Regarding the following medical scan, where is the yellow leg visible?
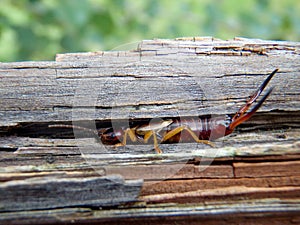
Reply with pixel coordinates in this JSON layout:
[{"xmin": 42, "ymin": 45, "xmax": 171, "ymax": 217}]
[
  {"xmin": 115, "ymin": 128, "xmax": 162, "ymax": 153},
  {"xmin": 162, "ymin": 126, "xmax": 215, "ymax": 147},
  {"xmin": 114, "ymin": 127, "xmax": 137, "ymax": 148},
  {"xmin": 150, "ymin": 130, "xmax": 162, "ymax": 154},
  {"xmin": 139, "ymin": 130, "xmax": 162, "ymax": 154},
  {"xmin": 143, "ymin": 130, "xmax": 153, "ymax": 143}
]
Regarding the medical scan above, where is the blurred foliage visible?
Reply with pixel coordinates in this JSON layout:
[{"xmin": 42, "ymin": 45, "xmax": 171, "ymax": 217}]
[{"xmin": 0, "ymin": 0, "xmax": 299, "ymax": 61}]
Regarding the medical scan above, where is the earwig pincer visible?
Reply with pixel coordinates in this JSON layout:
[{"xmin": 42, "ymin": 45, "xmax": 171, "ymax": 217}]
[{"xmin": 50, "ymin": 69, "xmax": 278, "ymax": 154}]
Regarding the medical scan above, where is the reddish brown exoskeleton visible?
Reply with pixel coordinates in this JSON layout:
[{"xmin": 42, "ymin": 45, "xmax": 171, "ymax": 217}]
[{"xmin": 50, "ymin": 69, "xmax": 278, "ymax": 153}]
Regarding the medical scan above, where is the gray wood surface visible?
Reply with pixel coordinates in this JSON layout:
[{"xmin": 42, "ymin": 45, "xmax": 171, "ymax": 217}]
[
  {"xmin": 1, "ymin": 199, "xmax": 300, "ymax": 225},
  {"xmin": 0, "ymin": 37, "xmax": 300, "ymax": 224},
  {"xmin": 0, "ymin": 175, "xmax": 142, "ymax": 211},
  {"xmin": 1, "ymin": 37, "xmax": 299, "ymax": 127}
]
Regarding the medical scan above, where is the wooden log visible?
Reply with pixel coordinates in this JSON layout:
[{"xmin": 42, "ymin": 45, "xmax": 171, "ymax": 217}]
[
  {"xmin": 1, "ymin": 38, "xmax": 299, "ymax": 126},
  {"xmin": 0, "ymin": 175, "xmax": 142, "ymax": 212},
  {"xmin": 1, "ymin": 200, "xmax": 300, "ymax": 225},
  {"xmin": 0, "ymin": 37, "xmax": 300, "ymax": 224}
]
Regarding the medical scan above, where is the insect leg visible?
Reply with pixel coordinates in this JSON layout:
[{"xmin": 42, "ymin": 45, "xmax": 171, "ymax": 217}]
[
  {"xmin": 152, "ymin": 131, "xmax": 162, "ymax": 154},
  {"xmin": 143, "ymin": 131, "xmax": 153, "ymax": 143},
  {"xmin": 140, "ymin": 130, "xmax": 162, "ymax": 154},
  {"xmin": 114, "ymin": 127, "xmax": 137, "ymax": 147},
  {"xmin": 162, "ymin": 126, "xmax": 215, "ymax": 147}
]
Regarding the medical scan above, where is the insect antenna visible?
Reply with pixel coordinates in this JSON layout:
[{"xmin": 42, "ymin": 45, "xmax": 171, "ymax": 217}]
[{"xmin": 48, "ymin": 124, "xmax": 99, "ymax": 136}]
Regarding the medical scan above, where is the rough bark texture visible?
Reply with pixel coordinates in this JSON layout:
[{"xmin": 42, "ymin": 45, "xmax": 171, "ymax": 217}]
[{"xmin": 0, "ymin": 37, "xmax": 300, "ymax": 224}]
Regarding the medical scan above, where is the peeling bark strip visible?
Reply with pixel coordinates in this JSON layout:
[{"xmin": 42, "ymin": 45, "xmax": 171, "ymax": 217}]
[{"xmin": 0, "ymin": 37, "xmax": 300, "ymax": 224}]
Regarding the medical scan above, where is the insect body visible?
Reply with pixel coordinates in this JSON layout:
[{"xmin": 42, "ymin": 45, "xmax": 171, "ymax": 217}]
[{"xmin": 50, "ymin": 69, "xmax": 278, "ymax": 153}]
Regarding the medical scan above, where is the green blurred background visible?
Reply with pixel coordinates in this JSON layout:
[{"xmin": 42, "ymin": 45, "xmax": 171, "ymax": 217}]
[{"xmin": 0, "ymin": 0, "xmax": 299, "ymax": 62}]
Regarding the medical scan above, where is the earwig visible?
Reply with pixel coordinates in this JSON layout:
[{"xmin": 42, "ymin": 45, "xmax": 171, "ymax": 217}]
[{"xmin": 49, "ymin": 69, "xmax": 278, "ymax": 153}]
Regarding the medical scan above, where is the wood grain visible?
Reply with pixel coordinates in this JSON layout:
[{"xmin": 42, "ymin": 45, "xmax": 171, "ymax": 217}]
[
  {"xmin": 0, "ymin": 175, "xmax": 142, "ymax": 212},
  {"xmin": 0, "ymin": 37, "xmax": 299, "ymax": 224}
]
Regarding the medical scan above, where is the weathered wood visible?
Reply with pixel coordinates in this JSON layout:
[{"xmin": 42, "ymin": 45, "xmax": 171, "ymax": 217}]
[
  {"xmin": 0, "ymin": 38, "xmax": 299, "ymax": 126},
  {"xmin": 0, "ymin": 37, "xmax": 300, "ymax": 224},
  {"xmin": 0, "ymin": 175, "xmax": 142, "ymax": 212},
  {"xmin": 1, "ymin": 200, "xmax": 300, "ymax": 225}
]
